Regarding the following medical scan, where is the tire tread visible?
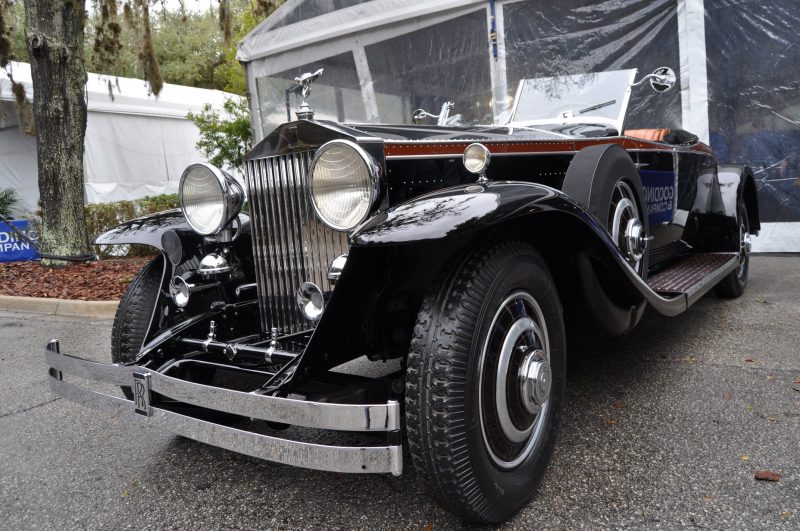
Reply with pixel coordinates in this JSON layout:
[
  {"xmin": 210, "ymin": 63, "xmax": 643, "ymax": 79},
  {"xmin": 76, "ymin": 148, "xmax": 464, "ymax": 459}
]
[
  {"xmin": 111, "ymin": 256, "xmax": 163, "ymax": 365},
  {"xmin": 405, "ymin": 240, "xmax": 550, "ymax": 522}
]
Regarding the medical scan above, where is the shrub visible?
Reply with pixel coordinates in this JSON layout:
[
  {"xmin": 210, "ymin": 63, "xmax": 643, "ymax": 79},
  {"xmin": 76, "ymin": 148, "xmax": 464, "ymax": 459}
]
[
  {"xmin": 0, "ymin": 188, "xmax": 19, "ymax": 219},
  {"xmin": 187, "ymin": 97, "xmax": 252, "ymax": 173}
]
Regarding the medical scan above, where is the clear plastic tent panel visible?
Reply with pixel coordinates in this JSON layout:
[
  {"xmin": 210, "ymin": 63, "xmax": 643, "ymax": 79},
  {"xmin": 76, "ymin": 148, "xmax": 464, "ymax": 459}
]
[
  {"xmin": 254, "ymin": 7, "xmax": 491, "ymax": 136},
  {"xmin": 251, "ymin": 1, "xmax": 680, "ymax": 133},
  {"xmin": 502, "ymin": 0, "xmax": 682, "ymax": 132},
  {"xmin": 363, "ymin": 9, "xmax": 492, "ymax": 127},
  {"xmin": 705, "ymin": 0, "xmax": 800, "ymax": 223},
  {"xmin": 256, "ymin": 53, "xmax": 369, "ymax": 130},
  {"xmin": 245, "ymin": 0, "xmax": 800, "ymax": 227}
]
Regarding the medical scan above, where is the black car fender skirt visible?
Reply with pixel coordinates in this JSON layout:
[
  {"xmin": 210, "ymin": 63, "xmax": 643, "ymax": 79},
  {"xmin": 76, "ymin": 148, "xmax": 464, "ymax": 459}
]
[{"xmin": 576, "ymin": 252, "xmax": 647, "ymax": 337}]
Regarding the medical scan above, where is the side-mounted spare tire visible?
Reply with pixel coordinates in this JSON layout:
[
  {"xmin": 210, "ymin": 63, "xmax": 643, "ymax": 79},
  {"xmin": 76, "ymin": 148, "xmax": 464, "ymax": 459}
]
[
  {"xmin": 562, "ymin": 143, "xmax": 650, "ymax": 277},
  {"xmin": 560, "ymin": 144, "xmax": 651, "ymax": 337}
]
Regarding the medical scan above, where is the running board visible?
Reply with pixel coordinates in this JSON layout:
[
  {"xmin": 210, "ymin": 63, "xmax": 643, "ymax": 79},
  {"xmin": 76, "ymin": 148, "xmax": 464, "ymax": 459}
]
[
  {"xmin": 645, "ymin": 252, "xmax": 739, "ymax": 313},
  {"xmin": 612, "ymin": 251, "xmax": 739, "ymax": 318}
]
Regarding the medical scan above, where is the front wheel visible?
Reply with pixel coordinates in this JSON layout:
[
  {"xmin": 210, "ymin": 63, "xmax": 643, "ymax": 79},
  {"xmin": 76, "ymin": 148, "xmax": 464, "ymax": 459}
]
[
  {"xmin": 405, "ymin": 241, "xmax": 566, "ymax": 523},
  {"xmin": 111, "ymin": 256, "xmax": 165, "ymax": 398}
]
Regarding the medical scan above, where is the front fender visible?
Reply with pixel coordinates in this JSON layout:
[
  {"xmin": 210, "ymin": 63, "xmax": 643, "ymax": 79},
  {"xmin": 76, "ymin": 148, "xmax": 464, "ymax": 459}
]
[
  {"xmin": 284, "ymin": 181, "xmax": 705, "ymax": 389},
  {"xmin": 350, "ymin": 180, "xmax": 697, "ymax": 319},
  {"xmin": 92, "ymin": 210, "xmax": 255, "ymax": 356},
  {"xmin": 92, "ymin": 209, "xmax": 251, "ymax": 260},
  {"xmin": 349, "ymin": 182, "xmax": 660, "ymax": 308},
  {"xmin": 352, "ymin": 182, "xmax": 561, "ymax": 246},
  {"xmin": 92, "ymin": 209, "xmax": 199, "ymax": 251}
]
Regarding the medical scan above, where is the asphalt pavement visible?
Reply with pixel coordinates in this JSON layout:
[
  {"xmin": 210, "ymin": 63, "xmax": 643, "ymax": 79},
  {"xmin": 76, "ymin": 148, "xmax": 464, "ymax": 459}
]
[{"xmin": 1, "ymin": 256, "xmax": 798, "ymax": 530}]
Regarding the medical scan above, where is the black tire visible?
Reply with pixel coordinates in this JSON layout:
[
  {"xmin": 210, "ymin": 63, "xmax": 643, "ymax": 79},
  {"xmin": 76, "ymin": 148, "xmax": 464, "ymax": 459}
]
[
  {"xmin": 405, "ymin": 241, "xmax": 566, "ymax": 523},
  {"xmin": 715, "ymin": 202, "xmax": 750, "ymax": 298},
  {"xmin": 562, "ymin": 144, "xmax": 650, "ymax": 277},
  {"xmin": 111, "ymin": 256, "xmax": 164, "ymax": 398}
]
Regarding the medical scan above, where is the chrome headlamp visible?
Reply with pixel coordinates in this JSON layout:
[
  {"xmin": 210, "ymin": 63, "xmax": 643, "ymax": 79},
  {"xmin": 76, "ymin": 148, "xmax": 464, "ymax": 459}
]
[
  {"xmin": 309, "ymin": 140, "xmax": 380, "ymax": 231},
  {"xmin": 179, "ymin": 163, "xmax": 245, "ymax": 236}
]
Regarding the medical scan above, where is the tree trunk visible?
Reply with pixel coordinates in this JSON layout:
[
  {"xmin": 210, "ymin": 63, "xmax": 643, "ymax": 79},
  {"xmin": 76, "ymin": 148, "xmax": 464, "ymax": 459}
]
[{"xmin": 23, "ymin": 0, "xmax": 90, "ymax": 265}]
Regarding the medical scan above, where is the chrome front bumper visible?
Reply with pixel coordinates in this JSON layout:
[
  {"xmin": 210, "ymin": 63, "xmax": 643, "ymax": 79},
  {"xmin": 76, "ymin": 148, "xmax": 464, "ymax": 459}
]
[{"xmin": 44, "ymin": 340, "xmax": 402, "ymax": 475}]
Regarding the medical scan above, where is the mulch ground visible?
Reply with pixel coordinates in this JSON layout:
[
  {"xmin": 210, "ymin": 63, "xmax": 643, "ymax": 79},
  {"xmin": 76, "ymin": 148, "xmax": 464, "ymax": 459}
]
[{"xmin": 0, "ymin": 258, "xmax": 152, "ymax": 301}]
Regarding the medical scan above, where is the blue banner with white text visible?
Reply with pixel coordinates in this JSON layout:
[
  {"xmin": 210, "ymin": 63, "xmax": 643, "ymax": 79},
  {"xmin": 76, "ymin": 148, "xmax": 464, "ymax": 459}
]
[{"xmin": 0, "ymin": 220, "xmax": 40, "ymax": 262}]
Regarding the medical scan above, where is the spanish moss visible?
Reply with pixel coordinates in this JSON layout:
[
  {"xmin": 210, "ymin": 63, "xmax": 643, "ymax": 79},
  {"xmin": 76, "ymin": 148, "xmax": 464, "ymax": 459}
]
[
  {"xmin": 10, "ymin": 72, "xmax": 34, "ymax": 134},
  {"xmin": 92, "ymin": 0, "xmax": 123, "ymax": 71},
  {"xmin": 219, "ymin": 0, "xmax": 231, "ymax": 44},
  {"xmin": 135, "ymin": 0, "xmax": 162, "ymax": 95}
]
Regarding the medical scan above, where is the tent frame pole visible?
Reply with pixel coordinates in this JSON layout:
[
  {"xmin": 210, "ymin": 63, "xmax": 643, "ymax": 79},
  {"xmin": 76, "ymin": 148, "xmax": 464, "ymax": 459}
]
[{"xmin": 677, "ymin": 0, "xmax": 710, "ymax": 144}]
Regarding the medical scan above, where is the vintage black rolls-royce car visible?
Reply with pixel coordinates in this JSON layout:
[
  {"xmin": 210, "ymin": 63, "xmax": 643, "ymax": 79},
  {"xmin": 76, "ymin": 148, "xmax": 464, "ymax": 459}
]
[{"xmin": 45, "ymin": 68, "xmax": 759, "ymax": 523}]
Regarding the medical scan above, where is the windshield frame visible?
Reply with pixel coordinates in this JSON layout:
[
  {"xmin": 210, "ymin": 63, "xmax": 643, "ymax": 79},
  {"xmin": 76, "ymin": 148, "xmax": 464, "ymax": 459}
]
[{"xmin": 507, "ymin": 69, "xmax": 639, "ymax": 133}]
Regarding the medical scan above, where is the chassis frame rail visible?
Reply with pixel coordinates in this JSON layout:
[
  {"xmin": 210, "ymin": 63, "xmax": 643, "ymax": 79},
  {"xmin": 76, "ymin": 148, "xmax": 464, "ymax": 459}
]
[{"xmin": 45, "ymin": 340, "xmax": 402, "ymax": 475}]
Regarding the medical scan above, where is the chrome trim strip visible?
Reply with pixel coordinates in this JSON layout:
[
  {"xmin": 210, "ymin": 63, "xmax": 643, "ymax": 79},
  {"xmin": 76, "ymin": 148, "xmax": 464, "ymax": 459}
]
[
  {"xmin": 385, "ymin": 151, "xmax": 578, "ymax": 160},
  {"xmin": 384, "ymin": 148, "xmax": 686, "ymax": 161},
  {"xmin": 45, "ymin": 348, "xmax": 399, "ymax": 432},
  {"xmin": 49, "ymin": 377, "xmax": 401, "ymax": 475}
]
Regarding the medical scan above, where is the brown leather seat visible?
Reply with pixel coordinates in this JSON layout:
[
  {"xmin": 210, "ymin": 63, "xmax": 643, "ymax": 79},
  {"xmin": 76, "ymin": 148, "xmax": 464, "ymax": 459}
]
[{"xmin": 623, "ymin": 128, "xmax": 670, "ymax": 142}]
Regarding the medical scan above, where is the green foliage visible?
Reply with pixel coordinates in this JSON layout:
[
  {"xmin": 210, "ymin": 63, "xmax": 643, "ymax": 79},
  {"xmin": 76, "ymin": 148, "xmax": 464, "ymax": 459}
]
[
  {"xmin": 85, "ymin": 194, "xmax": 179, "ymax": 257},
  {"xmin": 187, "ymin": 97, "xmax": 252, "ymax": 172},
  {"xmin": 5, "ymin": 0, "xmax": 286, "ymax": 96},
  {"xmin": 0, "ymin": 0, "xmax": 26, "ymax": 67},
  {"xmin": 0, "ymin": 187, "xmax": 19, "ymax": 218},
  {"xmin": 1, "ymin": 0, "xmax": 31, "ymax": 129},
  {"xmin": 215, "ymin": 4, "xmax": 260, "ymax": 94},
  {"xmin": 0, "ymin": 0, "xmax": 13, "ymax": 68},
  {"xmin": 85, "ymin": 194, "xmax": 179, "ymax": 238},
  {"xmin": 150, "ymin": 7, "xmax": 224, "ymax": 91},
  {"xmin": 83, "ymin": 0, "xmax": 266, "ymax": 95}
]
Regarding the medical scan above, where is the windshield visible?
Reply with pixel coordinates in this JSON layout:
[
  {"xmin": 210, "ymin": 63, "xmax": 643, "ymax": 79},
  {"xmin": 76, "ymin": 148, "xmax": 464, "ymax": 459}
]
[{"xmin": 508, "ymin": 70, "xmax": 638, "ymax": 132}]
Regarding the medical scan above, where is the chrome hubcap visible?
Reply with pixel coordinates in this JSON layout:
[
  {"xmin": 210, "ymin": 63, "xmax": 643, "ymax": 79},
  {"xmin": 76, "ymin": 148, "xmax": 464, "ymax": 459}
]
[
  {"xmin": 738, "ymin": 220, "xmax": 751, "ymax": 278},
  {"xmin": 518, "ymin": 348, "xmax": 551, "ymax": 414},
  {"xmin": 741, "ymin": 222, "xmax": 752, "ymax": 258},
  {"xmin": 609, "ymin": 180, "xmax": 647, "ymax": 271},
  {"xmin": 624, "ymin": 218, "xmax": 647, "ymax": 263},
  {"xmin": 479, "ymin": 291, "xmax": 550, "ymax": 469}
]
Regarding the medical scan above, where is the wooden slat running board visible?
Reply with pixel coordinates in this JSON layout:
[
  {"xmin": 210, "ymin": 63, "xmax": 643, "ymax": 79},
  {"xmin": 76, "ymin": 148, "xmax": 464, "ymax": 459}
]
[{"xmin": 647, "ymin": 252, "xmax": 739, "ymax": 306}]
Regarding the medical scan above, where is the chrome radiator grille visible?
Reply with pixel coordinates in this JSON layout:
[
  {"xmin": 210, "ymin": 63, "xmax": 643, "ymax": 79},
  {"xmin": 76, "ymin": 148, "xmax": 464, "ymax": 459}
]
[{"xmin": 245, "ymin": 152, "xmax": 349, "ymax": 334}]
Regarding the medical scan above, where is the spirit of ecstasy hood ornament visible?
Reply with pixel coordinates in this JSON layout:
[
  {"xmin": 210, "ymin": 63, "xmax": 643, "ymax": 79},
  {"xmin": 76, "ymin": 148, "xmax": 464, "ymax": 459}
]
[{"xmin": 295, "ymin": 68, "xmax": 324, "ymax": 120}]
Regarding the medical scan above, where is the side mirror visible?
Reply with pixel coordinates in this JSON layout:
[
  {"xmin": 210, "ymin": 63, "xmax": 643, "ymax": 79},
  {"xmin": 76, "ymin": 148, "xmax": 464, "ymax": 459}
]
[
  {"xmin": 649, "ymin": 67, "xmax": 676, "ymax": 92},
  {"xmin": 631, "ymin": 67, "xmax": 677, "ymax": 93},
  {"xmin": 411, "ymin": 102, "xmax": 455, "ymax": 126}
]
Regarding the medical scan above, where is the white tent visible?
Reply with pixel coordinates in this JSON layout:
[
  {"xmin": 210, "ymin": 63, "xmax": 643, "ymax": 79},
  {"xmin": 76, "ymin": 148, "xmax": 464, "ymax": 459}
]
[
  {"xmin": 237, "ymin": 0, "xmax": 800, "ymax": 252},
  {"xmin": 0, "ymin": 61, "xmax": 242, "ymax": 217}
]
